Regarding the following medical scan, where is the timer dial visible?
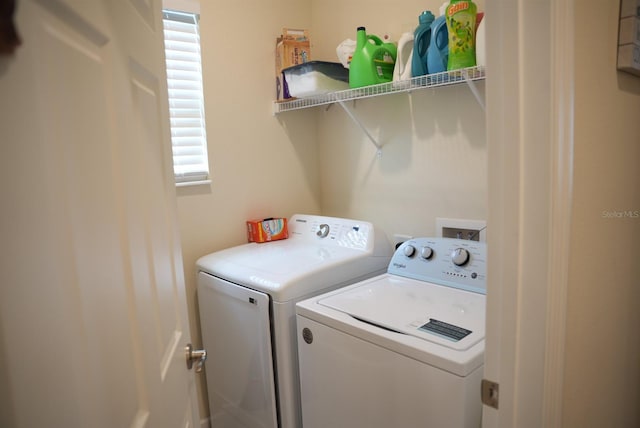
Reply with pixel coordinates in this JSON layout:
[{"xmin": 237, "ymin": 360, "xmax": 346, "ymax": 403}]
[
  {"xmin": 317, "ymin": 224, "xmax": 330, "ymax": 238},
  {"xmin": 451, "ymin": 248, "xmax": 470, "ymax": 266}
]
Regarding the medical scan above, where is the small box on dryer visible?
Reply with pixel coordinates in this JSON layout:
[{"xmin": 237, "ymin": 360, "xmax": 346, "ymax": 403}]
[{"xmin": 247, "ymin": 218, "xmax": 289, "ymax": 243}]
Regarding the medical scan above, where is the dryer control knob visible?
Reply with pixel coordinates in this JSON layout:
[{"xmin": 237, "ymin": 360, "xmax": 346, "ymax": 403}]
[
  {"xmin": 451, "ymin": 248, "xmax": 470, "ymax": 266},
  {"xmin": 420, "ymin": 246, "xmax": 434, "ymax": 260},
  {"xmin": 316, "ymin": 224, "xmax": 330, "ymax": 238},
  {"xmin": 403, "ymin": 245, "xmax": 416, "ymax": 257}
]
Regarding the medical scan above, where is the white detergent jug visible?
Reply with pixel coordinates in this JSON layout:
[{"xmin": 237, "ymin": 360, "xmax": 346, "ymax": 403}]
[{"xmin": 393, "ymin": 32, "xmax": 414, "ymax": 81}]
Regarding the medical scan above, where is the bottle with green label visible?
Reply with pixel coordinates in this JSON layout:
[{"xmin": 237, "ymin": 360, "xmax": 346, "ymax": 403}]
[
  {"xmin": 445, "ymin": 0, "xmax": 477, "ymax": 70},
  {"xmin": 349, "ymin": 27, "xmax": 397, "ymax": 88}
]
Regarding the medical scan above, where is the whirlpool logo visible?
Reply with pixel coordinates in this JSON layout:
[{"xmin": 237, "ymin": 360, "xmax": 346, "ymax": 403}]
[{"xmin": 392, "ymin": 262, "xmax": 406, "ymax": 269}]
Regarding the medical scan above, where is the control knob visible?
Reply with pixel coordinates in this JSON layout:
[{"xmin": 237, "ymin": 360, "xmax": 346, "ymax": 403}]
[
  {"xmin": 316, "ymin": 224, "xmax": 330, "ymax": 238},
  {"xmin": 419, "ymin": 246, "xmax": 433, "ymax": 260},
  {"xmin": 451, "ymin": 248, "xmax": 470, "ymax": 266},
  {"xmin": 403, "ymin": 245, "xmax": 416, "ymax": 257}
]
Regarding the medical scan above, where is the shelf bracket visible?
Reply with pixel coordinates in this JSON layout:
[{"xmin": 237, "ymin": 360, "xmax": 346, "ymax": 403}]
[
  {"xmin": 337, "ymin": 100, "xmax": 383, "ymax": 157},
  {"xmin": 461, "ymin": 69, "xmax": 485, "ymax": 110}
]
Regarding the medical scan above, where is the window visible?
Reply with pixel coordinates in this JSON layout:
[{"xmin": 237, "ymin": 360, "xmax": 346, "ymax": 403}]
[{"xmin": 162, "ymin": 8, "xmax": 209, "ymax": 185}]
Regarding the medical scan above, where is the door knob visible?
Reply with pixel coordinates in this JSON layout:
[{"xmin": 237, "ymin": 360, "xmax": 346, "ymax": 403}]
[{"xmin": 185, "ymin": 344, "xmax": 207, "ymax": 373}]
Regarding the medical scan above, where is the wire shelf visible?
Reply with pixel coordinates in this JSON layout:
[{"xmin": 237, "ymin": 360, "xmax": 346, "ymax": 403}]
[{"xmin": 273, "ymin": 66, "xmax": 485, "ymax": 114}]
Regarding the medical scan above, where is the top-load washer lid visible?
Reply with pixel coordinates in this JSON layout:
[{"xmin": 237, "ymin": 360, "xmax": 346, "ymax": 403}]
[
  {"xmin": 196, "ymin": 214, "xmax": 392, "ymax": 302},
  {"xmin": 319, "ymin": 237, "xmax": 487, "ymax": 352},
  {"xmin": 296, "ymin": 237, "xmax": 488, "ymax": 376},
  {"xmin": 318, "ymin": 274, "xmax": 486, "ymax": 352}
]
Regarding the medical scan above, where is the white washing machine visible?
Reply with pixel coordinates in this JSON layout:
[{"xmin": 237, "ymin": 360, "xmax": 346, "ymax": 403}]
[
  {"xmin": 196, "ymin": 214, "xmax": 392, "ymax": 428},
  {"xmin": 296, "ymin": 237, "xmax": 487, "ymax": 428}
]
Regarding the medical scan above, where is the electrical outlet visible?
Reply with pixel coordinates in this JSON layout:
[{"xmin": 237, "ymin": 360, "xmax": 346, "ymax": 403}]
[
  {"xmin": 442, "ymin": 227, "xmax": 482, "ymax": 241},
  {"xmin": 435, "ymin": 218, "xmax": 486, "ymax": 242},
  {"xmin": 393, "ymin": 234, "xmax": 413, "ymax": 249}
]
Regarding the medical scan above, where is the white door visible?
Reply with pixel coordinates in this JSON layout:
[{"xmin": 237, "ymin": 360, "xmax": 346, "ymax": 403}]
[
  {"xmin": 483, "ymin": 0, "xmax": 572, "ymax": 427},
  {"xmin": 0, "ymin": 1, "xmax": 200, "ymax": 427}
]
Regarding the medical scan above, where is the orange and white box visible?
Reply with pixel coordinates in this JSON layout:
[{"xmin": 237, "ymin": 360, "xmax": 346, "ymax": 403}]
[{"xmin": 246, "ymin": 218, "xmax": 289, "ymax": 243}]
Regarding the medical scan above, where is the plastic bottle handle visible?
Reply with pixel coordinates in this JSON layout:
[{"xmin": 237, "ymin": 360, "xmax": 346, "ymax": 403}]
[
  {"xmin": 366, "ymin": 35, "xmax": 384, "ymax": 45},
  {"xmin": 415, "ymin": 32, "xmax": 429, "ymax": 57},
  {"xmin": 435, "ymin": 23, "xmax": 447, "ymax": 49}
]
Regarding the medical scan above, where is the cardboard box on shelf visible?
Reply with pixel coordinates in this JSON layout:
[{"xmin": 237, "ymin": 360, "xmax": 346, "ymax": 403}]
[{"xmin": 275, "ymin": 28, "xmax": 311, "ymax": 100}]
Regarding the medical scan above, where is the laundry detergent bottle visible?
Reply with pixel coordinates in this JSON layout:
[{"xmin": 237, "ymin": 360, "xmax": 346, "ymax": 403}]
[
  {"xmin": 349, "ymin": 27, "xmax": 397, "ymax": 88},
  {"xmin": 393, "ymin": 32, "xmax": 414, "ymax": 81},
  {"xmin": 427, "ymin": 13, "xmax": 448, "ymax": 74},
  {"xmin": 411, "ymin": 11, "xmax": 435, "ymax": 77},
  {"xmin": 445, "ymin": 0, "xmax": 478, "ymax": 70}
]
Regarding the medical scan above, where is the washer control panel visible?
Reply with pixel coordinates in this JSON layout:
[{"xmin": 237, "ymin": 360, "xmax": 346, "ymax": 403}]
[{"xmin": 388, "ymin": 237, "xmax": 487, "ymax": 294}]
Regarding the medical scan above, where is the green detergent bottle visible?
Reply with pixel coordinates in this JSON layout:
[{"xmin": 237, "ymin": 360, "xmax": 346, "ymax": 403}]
[
  {"xmin": 349, "ymin": 27, "xmax": 397, "ymax": 88},
  {"xmin": 445, "ymin": 0, "xmax": 477, "ymax": 70}
]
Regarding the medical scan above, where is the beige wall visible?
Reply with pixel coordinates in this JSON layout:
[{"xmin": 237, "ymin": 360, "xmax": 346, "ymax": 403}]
[
  {"xmin": 310, "ymin": 0, "xmax": 488, "ymax": 241},
  {"xmin": 562, "ymin": 1, "xmax": 640, "ymax": 427},
  {"xmin": 177, "ymin": 0, "xmax": 488, "ymax": 421},
  {"xmin": 314, "ymin": 82, "xmax": 487, "ymax": 239}
]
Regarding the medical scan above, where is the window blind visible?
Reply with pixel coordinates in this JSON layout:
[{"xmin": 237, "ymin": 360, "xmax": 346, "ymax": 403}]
[{"xmin": 162, "ymin": 10, "xmax": 209, "ymax": 184}]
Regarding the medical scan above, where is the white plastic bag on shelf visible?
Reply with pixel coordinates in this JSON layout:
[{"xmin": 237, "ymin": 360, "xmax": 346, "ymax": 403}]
[{"xmin": 336, "ymin": 38, "xmax": 356, "ymax": 69}]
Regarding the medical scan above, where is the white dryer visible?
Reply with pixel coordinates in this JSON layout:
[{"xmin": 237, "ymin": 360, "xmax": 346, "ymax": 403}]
[
  {"xmin": 296, "ymin": 237, "xmax": 487, "ymax": 428},
  {"xmin": 196, "ymin": 214, "xmax": 392, "ymax": 428}
]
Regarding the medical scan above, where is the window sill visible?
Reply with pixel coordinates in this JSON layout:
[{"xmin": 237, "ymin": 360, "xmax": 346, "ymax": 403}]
[{"xmin": 176, "ymin": 179, "xmax": 211, "ymax": 188}]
